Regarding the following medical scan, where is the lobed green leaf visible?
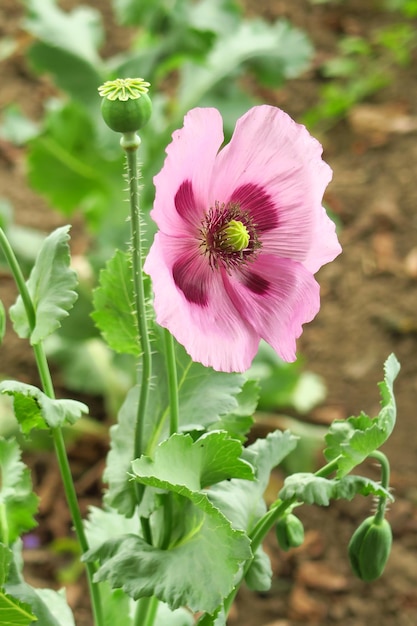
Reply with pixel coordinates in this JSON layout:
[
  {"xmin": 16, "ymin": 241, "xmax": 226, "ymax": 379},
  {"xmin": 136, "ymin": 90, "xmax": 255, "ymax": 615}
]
[
  {"xmin": 279, "ymin": 472, "xmax": 393, "ymax": 506},
  {"xmin": 244, "ymin": 546, "xmax": 272, "ymax": 592},
  {"xmin": 324, "ymin": 354, "xmax": 400, "ymax": 477},
  {"xmin": 86, "ymin": 495, "xmax": 251, "ymax": 613},
  {"xmin": 91, "ymin": 249, "xmax": 140, "ymax": 356},
  {"xmin": 0, "ymin": 590, "xmax": 37, "ymax": 626},
  {"xmin": 0, "ymin": 381, "xmax": 88, "ymax": 433},
  {"xmin": 3, "ymin": 542, "xmax": 74, "ymax": 626},
  {"xmin": 177, "ymin": 18, "xmax": 312, "ymax": 112},
  {"xmin": 104, "ymin": 338, "xmax": 257, "ymax": 516},
  {"xmin": 9, "ymin": 226, "xmax": 78, "ymax": 345},
  {"xmin": 26, "ymin": 101, "xmax": 125, "ymax": 225},
  {"xmin": 91, "ymin": 432, "xmax": 256, "ymax": 612},
  {"xmin": 131, "ymin": 431, "xmax": 255, "ymax": 491},
  {"xmin": 23, "ymin": 0, "xmax": 103, "ymax": 107},
  {"xmin": 0, "ymin": 439, "xmax": 39, "ymax": 544}
]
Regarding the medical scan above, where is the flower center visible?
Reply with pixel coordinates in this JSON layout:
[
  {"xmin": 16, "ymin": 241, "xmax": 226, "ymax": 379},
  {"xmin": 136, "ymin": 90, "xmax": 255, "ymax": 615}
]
[
  {"xmin": 220, "ymin": 220, "xmax": 250, "ymax": 252},
  {"xmin": 199, "ymin": 201, "xmax": 260, "ymax": 271}
]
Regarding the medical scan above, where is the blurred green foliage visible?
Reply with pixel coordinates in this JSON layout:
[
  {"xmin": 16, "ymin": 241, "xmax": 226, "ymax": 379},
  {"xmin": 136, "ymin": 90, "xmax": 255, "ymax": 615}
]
[{"xmin": 305, "ymin": 2, "xmax": 417, "ymax": 127}]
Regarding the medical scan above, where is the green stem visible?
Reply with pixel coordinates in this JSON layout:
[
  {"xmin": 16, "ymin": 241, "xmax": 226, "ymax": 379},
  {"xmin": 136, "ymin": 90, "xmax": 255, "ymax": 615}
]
[
  {"xmin": 0, "ymin": 227, "xmax": 36, "ymax": 330},
  {"xmin": 143, "ymin": 596, "xmax": 160, "ymax": 626},
  {"xmin": 0, "ymin": 227, "xmax": 103, "ymax": 626},
  {"xmin": 51, "ymin": 428, "xmax": 103, "ymax": 626},
  {"xmin": 121, "ymin": 135, "xmax": 152, "ymax": 463},
  {"xmin": 164, "ymin": 329, "xmax": 179, "ymax": 436},
  {"xmin": 0, "ymin": 503, "xmax": 9, "ymax": 545},
  {"xmin": 369, "ymin": 450, "xmax": 391, "ymax": 523},
  {"xmin": 134, "ymin": 598, "xmax": 151, "ymax": 626},
  {"xmin": 223, "ymin": 455, "xmax": 342, "ymax": 618},
  {"xmin": 133, "ymin": 596, "xmax": 159, "ymax": 626},
  {"xmin": 251, "ymin": 456, "xmax": 340, "ymax": 554}
]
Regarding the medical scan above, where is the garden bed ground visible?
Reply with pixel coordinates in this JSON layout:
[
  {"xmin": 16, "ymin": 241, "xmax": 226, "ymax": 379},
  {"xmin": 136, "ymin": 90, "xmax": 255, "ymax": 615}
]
[{"xmin": 1, "ymin": 0, "xmax": 417, "ymax": 625}]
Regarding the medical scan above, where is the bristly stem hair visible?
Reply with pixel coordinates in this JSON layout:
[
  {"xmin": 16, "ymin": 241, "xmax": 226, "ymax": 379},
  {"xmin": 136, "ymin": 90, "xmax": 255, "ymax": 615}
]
[{"xmin": 121, "ymin": 133, "xmax": 153, "ymax": 467}]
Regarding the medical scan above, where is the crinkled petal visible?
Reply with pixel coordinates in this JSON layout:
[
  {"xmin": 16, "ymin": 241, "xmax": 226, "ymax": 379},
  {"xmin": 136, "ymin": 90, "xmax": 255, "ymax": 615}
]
[
  {"xmin": 212, "ymin": 105, "xmax": 333, "ymax": 264},
  {"xmin": 302, "ymin": 205, "xmax": 342, "ymax": 273},
  {"xmin": 144, "ymin": 233, "xmax": 260, "ymax": 372},
  {"xmin": 151, "ymin": 108, "xmax": 224, "ymax": 234},
  {"xmin": 223, "ymin": 254, "xmax": 320, "ymax": 362}
]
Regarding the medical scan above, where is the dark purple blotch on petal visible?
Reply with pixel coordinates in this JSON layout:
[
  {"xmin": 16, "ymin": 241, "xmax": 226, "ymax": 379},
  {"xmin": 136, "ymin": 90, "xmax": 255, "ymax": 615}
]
[
  {"xmin": 242, "ymin": 271, "xmax": 270, "ymax": 295},
  {"xmin": 172, "ymin": 259, "xmax": 208, "ymax": 306},
  {"xmin": 229, "ymin": 183, "xmax": 278, "ymax": 232},
  {"xmin": 175, "ymin": 180, "xmax": 196, "ymax": 223}
]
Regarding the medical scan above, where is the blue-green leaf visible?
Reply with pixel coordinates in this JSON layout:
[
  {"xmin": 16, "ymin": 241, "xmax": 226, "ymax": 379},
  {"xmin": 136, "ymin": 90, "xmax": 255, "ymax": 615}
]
[
  {"xmin": 91, "ymin": 249, "xmax": 140, "ymax": 356},
  {"xmin": 131, "ymin": 431, "xmax": 255, "ymax": 491},
  {"xmin": 91, "ymin": 433, "xmax": 254, "ymax": 612},
  {"xmin": 4, "ymin": 542, "xmax": 74, "ymax": 626},
  {"xmin": 0, "ymin": 590, "xmax": 37, "ymax": 626},
  {"xmin": 23, "ymin": 0, "xmax": 103, "ymax": 107},
  {"xmin": 177, "ymin": 19, "xmax": 312, "ymax": 112},
  {"xmin": 27, "ymin": 101, "xmax": 124, "ymax": 223},
  {"xmin": 279, "ymin": 473, "xmax": 393, "ymax": 506},
  {"xmin": 9, "ymin": 226, "xmax": 78, "ymax": 344},
  {"xmin": 85, "ymin": 496, "xmax": 250, "ymax": 613},
  {"xmin": 104, "ymin": 339, "xmax": 256, "ymax": 516},
  {"xmin": 0, "ymin": 439, "xmax": 39, "ymax": 544},
  {"xmin": 208, "ymin": 430, "xmax": 298, "ymax": 532},
  {"xmin": 84, "ymin": 506, "xmax": 138, "ymax": 552},
  {"xmin": 0, "ymin": 543, "xmax": 12, "ymax": 586},
  {"xmin": 324, "ymin": 354, "xmax": 400, "ymax": 477},
  {"xmin": 211, "ymin": 379, "xmax": 258, "ymax": 442},
  {"xmin": 244, "ymin": 546, "xmax": 272, "ymax": 592},
  {"xmin": 33, "ymin": 589, "xmax": 75, "ymax": 626},
  {"xmin": 0, "ymin": 381, "xmax": 88, "ymax": 432}
]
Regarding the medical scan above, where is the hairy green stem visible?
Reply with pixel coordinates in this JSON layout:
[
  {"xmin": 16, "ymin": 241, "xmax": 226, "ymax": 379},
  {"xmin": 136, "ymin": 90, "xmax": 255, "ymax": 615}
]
[
  {"xmin": 122, "ymin": 132, "xmax": 156, "ymax": 626},
  {"xmin": 0, "ymin": 227, "xmax": 103, "ymax": 626},
  {"xmin": 164, "ymin": 329, "xmax": 179, "ymax": 436},
  {"xmin": 122, "ymin": 136, "xmax": 152, "ymax": 463}
]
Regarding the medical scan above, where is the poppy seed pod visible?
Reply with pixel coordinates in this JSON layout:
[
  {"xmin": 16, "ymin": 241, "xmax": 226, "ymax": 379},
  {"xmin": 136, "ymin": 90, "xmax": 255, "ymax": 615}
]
[
  {"xmin": 348, "ymin": 515, "xmax": 392, "ymax": 582},
  {"xmin": 98, "ymin": 78, "xmax": 152, "ymax": 133},
  {"xmin": 101, "ymin": 93, "xmax": 152, "ymax": 133}
]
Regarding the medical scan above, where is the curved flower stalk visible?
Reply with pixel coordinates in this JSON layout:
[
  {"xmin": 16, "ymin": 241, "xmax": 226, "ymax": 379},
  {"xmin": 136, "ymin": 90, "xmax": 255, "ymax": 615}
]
[{"xmin": 144, "ymin": 106, "xmax": 342, "ymax": 372}]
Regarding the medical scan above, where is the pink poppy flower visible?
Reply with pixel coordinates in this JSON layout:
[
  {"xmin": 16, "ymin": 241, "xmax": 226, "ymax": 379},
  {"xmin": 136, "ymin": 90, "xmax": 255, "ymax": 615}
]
[{"xmin": 144, "ymin": 106, "xmax": 341, "ymax": 373}]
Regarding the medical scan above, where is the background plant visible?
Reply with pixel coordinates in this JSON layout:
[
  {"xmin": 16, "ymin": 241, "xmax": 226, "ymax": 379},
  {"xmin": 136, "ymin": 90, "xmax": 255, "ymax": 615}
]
[{"xmin": 304, "ymin": 1, "xmax": 417, "ymax": 127}]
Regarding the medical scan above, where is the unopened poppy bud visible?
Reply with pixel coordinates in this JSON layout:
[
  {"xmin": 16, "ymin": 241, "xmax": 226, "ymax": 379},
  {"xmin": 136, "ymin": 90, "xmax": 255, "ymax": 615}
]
[
  {"xmin": 276, "ymin": 513, "xmax": 305, "ymax": 551},
  {"xmin": 98, "ymin": 78, "xmax": 152, "ymax": 133},
  {"xmin": 348, "ymin": 515, "xmax": 392, "ymax": 582}
]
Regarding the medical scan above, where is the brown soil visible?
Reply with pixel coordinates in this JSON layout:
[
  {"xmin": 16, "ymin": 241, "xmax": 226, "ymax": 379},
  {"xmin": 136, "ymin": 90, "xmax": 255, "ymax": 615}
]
[{"xmin": 1, "ymin": 1, "xmax": 417, "ymax": 625}]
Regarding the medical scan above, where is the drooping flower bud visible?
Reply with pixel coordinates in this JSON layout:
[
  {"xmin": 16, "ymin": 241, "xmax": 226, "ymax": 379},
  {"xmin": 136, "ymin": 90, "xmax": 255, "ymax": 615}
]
[
  {"xmin": 275, "ymin": 513, "xmax": 305, "ymax": 551},
  {"xmin": 98, "ymin": 78, "xmax": 152, "ymax": 133},
  {"xmin": 348, "ymin": 515, "xmax": 392, "ymax": 582}
]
